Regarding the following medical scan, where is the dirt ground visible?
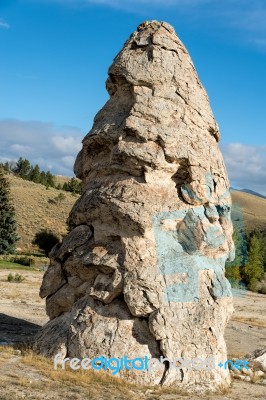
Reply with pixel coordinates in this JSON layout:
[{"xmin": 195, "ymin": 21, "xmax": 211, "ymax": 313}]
[{"xmin": 0, "ymin": 268, "xmax": 265, "ymax": 399}]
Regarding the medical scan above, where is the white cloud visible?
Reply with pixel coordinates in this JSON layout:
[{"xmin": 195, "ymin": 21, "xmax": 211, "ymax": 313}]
[
  {"xmin": 10, "ymin": 144, "xmax": 32, "ymax": 155},
  {"xmin": 0, "ymin": 19, "xmax": 10, "ymax": 29},
  {"xmin": 221, "ymin": 143, "xmax": 266, "ymax": 195},
  {"xmin": 61, "ymin": 155, "xmax": 76, "ymax": 168},
  {"xmin": 51, "ymin": 136, "xmax": 82, "ymax": 154},
  {"xmin": 0, "ymin": 119, "xmax": 83, "ymax": 176}
]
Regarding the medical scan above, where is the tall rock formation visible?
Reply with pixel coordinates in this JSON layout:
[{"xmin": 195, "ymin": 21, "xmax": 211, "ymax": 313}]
[{"xmin": 34, "ymin": 21, "xmax": 235, "ymax": 393}]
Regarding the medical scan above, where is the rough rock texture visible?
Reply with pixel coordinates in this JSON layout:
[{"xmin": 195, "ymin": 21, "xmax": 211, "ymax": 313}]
[
  {"xmin": 34, "ymin": 21, "xmax": 235, "ymax": 393},
  {"xmin": 230, "ymin": 349, "xmax": 266, "ymax": 383}
]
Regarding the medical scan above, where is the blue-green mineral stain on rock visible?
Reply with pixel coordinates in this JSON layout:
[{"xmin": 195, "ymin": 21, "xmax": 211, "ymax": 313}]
[
  {"xmin": 153, "ymin": 172, "xmax": 244, "ymax": 304},
  {"xmin": 153, "ymin": 207, "xmax": 233, "ymax": 303}
]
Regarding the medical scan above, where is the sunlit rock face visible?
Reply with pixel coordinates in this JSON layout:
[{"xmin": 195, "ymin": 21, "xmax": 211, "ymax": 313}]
[{"xmin": 34, "ymin": 21, "xmax": 234, "ymax": 393}]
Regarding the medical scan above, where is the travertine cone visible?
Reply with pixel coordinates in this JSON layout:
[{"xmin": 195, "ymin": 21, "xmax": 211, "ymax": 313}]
[{"xmin": 34, "ymin": 21, "xmax": 234, "ymax": 393}]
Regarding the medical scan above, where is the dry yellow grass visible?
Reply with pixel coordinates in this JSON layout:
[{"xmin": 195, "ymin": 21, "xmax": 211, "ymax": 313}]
[
  {"xmin": 7, "ymin": 174, "xmax": 77, "ymax": 252},
  {"xmin": 231, "ymin": 190, "xmax": 266, "ymax": 231},
  {"xmin": 0, "ymin": 346, "xmax": 14, "ymax": 364},
  {"xmin": 54, "ymin": 174, "xmax": 73, "ymax": 186},
  {"xmin": 0, "ymin": 344, "xmax": 266, "ymax": 398},
  {"xmin": 22, "ymin": 351, "xmax": 134, "ymax": 392},
  {"xmin": 0, "ymin": 346, "xmax": 192, "ymax": 399},
  {"xmin": 230, "ymin": 316, "xmax": 266, "ymax": 328}
]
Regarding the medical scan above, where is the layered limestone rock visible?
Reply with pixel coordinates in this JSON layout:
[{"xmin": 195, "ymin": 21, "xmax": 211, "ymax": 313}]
[{"xmin": 34, "ymin": 21, "xmax": 235, "ymax": 393}]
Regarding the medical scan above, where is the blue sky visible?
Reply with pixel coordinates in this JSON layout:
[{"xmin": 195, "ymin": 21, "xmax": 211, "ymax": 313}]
[{"xmin": 0, "ymin": 0, "xmax": 265, "ymax": 193}]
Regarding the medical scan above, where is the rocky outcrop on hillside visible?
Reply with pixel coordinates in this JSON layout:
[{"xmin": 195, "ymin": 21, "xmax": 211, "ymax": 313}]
[{"xmin": 34, "ymin": 21, "xmax": 234, "ymax": 393}]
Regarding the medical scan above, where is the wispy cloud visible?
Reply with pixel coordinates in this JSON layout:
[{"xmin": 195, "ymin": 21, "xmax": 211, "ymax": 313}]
[
  {"xmin": 221, "ymin": 143, "xmax": 266, "ymax": 195},
  {"xmin": 0, "ymin": 18, "xmax": 10, "ymax": 29},
  {"xmin": 51, "ymin": 136, "xmax": 82, "ymax": 154},
  {"xmin": 37, "ymin": 0, "xmax": 266, "ymax": 49},
  {"xmin": 220, "ymin": 2, "xmax": 266, "ymax": 49},
  {"xmin": 0, "ymin": 119, "xmax": 83, "ymax": 176}
]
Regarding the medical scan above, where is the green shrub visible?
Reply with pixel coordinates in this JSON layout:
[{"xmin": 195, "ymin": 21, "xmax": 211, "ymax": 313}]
[
  {"xmin": 56, "ymin": 193, "xmax": 66, "ymax": 203},
  {"xmin": 258, "ymin": 284, "xmax": 266, "ymax": 295},
  {"xmin": 32, "ymin": 229, "xmax": 60, "ymax": 256},
  {"xmin": 9, "ymin": 256, "xmax": 35, "ymax": 266},
  {"xmin": 7, "ymin": 273, "xmax": 25, "ymax": 282},
  {"xmin": 7, "ymin": 272, "xmax": 14, "ymax": 282}
]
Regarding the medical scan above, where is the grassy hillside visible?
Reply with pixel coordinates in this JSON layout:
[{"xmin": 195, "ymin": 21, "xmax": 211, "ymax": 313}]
[
  {"xmin": 6, "ymin": 173, "xmax": 266, "ymax": 252},
  {"xmin": 54, "ymin": 174, "xmax": 75, "ymax": 186},
  {"xmin": 7, "ymin": 174, "xmax": 77, "ymax": 252},
  {"xmin": 231, "ymin": 190, "xmax": 266, "ymax": 231}
]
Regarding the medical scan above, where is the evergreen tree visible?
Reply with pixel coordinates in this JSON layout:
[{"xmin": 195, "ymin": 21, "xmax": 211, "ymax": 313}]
[
  {"xmin": 62, "ymin": 178, "xmax": 81, "ymax": 194},
  {"xmin": 262, "ymin": 235, "xmax": 266, "ymax": 272},
  {"xmin": 39, "ymin": 171, "xmax": 47, "ymax": 186},
  {"xmin": 0, "ymin": 168, "xmax": 19, "ymax": 254},
  {"xmin": 14, "ymin": 157, "xmax": 24, "ymax": 175},
  {"xmin": 4, "ymin": 162, "xmax": 10, "ymax": 172},
  {"xmin": 0, "ymin": 162, "xmax": 12, "ymax": 172},
  {"xmin": 243, "ymin": 234, "xmax": 264, "ymax": 290},
  {"xmin": 8, "ymin": 156, "xmax": 58, "ymax": 189},
  {"xmin": 45, "ymin": 171, "xmax": 55, "ymax": 188},
  {"xmin": 253, "ymin": 230, "xmax": 266, "ymax": 272},
  {"xmin": 29, "ymin": 164, "xmax": 41, "ymax": 183},
  {"xmin": 14, "ymin": 157, "xmax": 31, "ymax": 179}
]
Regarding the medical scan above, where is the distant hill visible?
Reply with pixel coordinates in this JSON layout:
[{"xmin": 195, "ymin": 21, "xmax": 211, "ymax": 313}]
[
  {"xmin": 6, "ymin": 173, "xmax": 266, "ymax": 252},
  {"xmin": 240, "ymin": 188, "xmax": 266, "ymax": 200},
  {"xmin": 55, "ymin": 174, "xmax": 75, "ymax": 186},
  {"xmin": 231, "ymin": 189, "xmax": 266, "ymax": 231},
  {"xmin": 7, "ymin": 174, "xmax": 77, "ymax": 252}
]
